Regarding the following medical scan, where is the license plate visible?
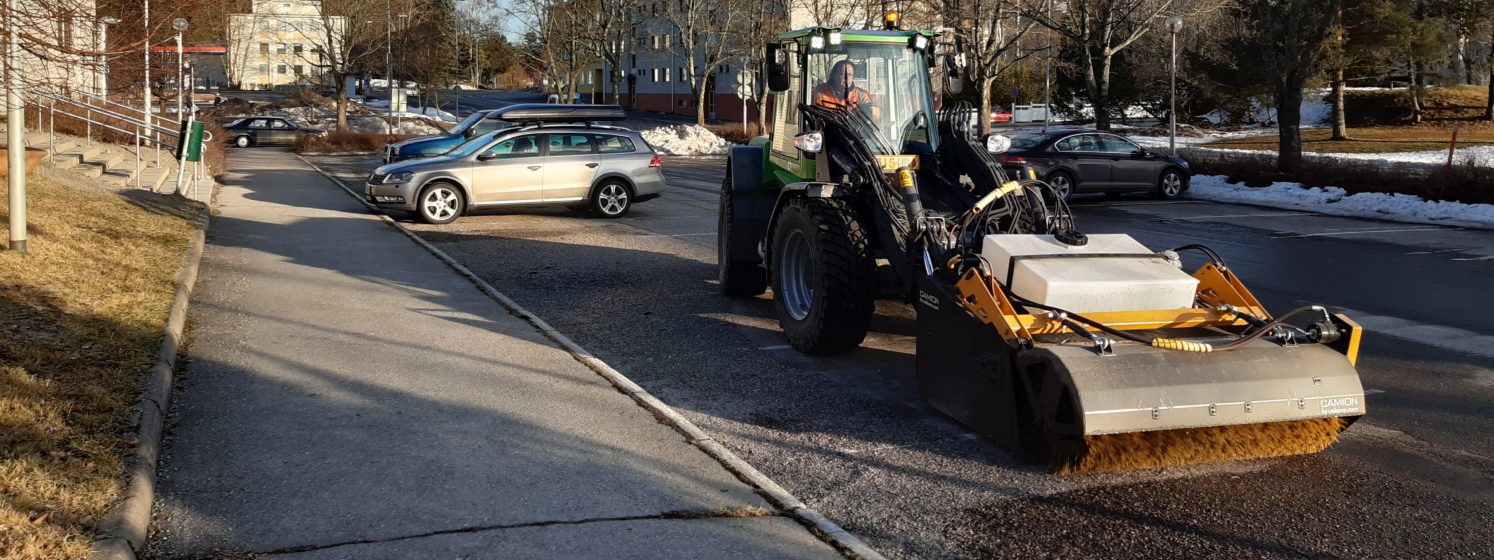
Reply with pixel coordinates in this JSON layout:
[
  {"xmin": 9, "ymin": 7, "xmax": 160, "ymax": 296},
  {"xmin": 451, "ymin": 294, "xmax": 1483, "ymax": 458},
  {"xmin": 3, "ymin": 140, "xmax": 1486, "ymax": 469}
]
[{"xmin": 876, "ymin": 154, "xmax": 919, "ymax": 172}]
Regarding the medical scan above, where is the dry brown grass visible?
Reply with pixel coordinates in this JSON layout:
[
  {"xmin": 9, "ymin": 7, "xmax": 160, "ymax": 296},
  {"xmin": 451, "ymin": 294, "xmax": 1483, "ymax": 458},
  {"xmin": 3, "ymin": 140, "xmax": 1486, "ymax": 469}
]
[
  {"xmin": 0, "ymin": 172, "xmax": 201, "ymax": 559},
  {"xmin": 704, "ymin": 122, "xmax": 764, "ymax": 145},
  {"xmin": 1203, "ymin": 126, "xmax": 1494, "ymax": 154},
  {"xmin": 292, "ymin": 131, "xmax": 415, "ymax": 154},
  {"xmin": 1205, "ymin": 87, "xmax": 1494, "ymax": 154}
]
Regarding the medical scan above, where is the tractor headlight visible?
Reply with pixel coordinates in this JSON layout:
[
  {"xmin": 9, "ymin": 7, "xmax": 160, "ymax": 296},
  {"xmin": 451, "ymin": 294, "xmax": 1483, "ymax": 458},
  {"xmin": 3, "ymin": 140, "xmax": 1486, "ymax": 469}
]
[
  {"xmin": 794, "ymin": 132, "xmax": 823, "ymax": 154},
  {"xmin": 809, "ymin": 35, "xmax": 825, "ymax": 51},
  {"xmin": 383, "ymin": 171, "xmax": 414, "ymax": 184},
  {"xmin": 985, "ymin": 135, "xmax": 1012, "ymax": 153},
  {"xmin": 909, "ymin": 34, "xmax": 930, "ymax": 51},
  {"xmin": 829, "ymin": 31, "xmax": 842, "ymax": 46}
]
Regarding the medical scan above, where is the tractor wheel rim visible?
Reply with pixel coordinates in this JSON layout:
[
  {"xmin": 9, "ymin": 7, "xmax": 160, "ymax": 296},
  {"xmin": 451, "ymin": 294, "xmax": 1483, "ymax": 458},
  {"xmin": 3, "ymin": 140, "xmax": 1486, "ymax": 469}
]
[
  {"xmin": 425, "ymin": 188, "xmax": 457, "ymax": 220},
  {"xmin": 779, "ymin": 229, "xmax": 814, "ymax": 321},
  {"xmin": 1162, "ymin": 174, "xmax": 1182, "ymax": 196},
  {"xmin": 600, "ymin": 184, "xmax": 627, "ymax": 215}
]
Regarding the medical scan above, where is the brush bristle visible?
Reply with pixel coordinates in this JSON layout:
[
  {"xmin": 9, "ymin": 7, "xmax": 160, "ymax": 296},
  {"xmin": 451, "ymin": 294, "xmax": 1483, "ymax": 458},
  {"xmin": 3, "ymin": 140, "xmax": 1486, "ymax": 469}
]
[{"xmin": 1056, "ymin": 417, "xmax": 1349, "ymax": 475}]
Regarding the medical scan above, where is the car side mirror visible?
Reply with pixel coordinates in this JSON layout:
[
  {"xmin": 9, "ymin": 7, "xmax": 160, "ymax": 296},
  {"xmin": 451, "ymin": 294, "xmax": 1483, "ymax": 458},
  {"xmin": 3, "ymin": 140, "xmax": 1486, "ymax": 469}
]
[
  {"xmin": 766, "ymin": 43, "xmax": 789, "ymax": 92},
  {"xmin": 476, "ymin": 152, "xmax": 498, "ymax": 161},
  {"xmin": 944, "ymin": 55, "xmax": 963, "ymax": 95}
]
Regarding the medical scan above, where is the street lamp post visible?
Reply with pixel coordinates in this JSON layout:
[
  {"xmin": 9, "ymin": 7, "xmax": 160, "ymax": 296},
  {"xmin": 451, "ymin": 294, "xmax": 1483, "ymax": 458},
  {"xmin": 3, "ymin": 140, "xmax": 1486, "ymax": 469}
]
[
  {"xmin": 1167, "ymin": 16, "xmax": 1183, "ymax": 156},
  {"xmin": 98, "ymin": 16, "xmax": 119, "ymax": 98},
  {"xmin": 386, "ymin": 0, "xmax": 392, "ymax": 121},
  {"xmin": 173, "ymin": 18, "xmax": 188, "ymax": 119},
  {"xmin": 1043, "ymin": 0, "xmax": 1053, "ymax": 131},
  {"xmin": 7, "ymin": 0, "xmax": 29, "ymax": 252},
  {"xmin": 144, "ymin": 0, "xmax": 152, "ymax": 127}
]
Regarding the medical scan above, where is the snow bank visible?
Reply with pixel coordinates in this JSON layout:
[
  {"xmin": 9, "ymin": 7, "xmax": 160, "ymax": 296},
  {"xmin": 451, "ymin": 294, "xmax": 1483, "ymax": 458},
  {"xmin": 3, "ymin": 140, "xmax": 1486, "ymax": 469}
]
[
  {"xmin": 1188, "ymin": 175, "xmax": 1494, "ymax": 229},
  {"xmin": 641, "ymin": 124, "xmax": 731, "ymax": 156},
  {"xmin": 393, "ymin": 120, "xmax": 442, "ymax": 135}
]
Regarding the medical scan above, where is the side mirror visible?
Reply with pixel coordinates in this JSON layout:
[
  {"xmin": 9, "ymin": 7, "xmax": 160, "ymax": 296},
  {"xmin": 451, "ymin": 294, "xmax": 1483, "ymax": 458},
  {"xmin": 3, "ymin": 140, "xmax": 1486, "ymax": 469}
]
[
  {"xmin": 944, "ymin": 55, "xmax": 963, "ymax": 95},
  {"xmin": 476, "ymin": 152, "xmax": 498, "ymax": 161},
  {"xmin": 766, "ymin": 43, "xmax": 790, "ymax": 92}
]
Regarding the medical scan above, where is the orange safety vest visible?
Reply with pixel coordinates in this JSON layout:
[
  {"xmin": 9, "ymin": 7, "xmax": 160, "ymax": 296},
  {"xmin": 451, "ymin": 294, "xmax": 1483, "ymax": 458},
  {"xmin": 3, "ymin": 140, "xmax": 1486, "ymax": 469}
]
[{"xmin": 812, "ymin": 83, "xmax": 872, "ymax": 111}]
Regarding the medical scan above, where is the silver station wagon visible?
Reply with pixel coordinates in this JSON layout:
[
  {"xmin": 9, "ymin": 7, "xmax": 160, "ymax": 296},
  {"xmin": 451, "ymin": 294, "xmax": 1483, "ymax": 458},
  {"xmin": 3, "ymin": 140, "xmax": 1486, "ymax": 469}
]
[{"xmin": 365, "ymin": 107, "xmax": 665, "ymax": 224}]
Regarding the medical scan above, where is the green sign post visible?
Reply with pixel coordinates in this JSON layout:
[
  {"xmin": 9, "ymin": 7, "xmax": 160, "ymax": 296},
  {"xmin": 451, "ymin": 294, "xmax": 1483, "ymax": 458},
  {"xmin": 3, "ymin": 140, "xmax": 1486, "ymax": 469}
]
[{"xmin": 185, "ymin": 121, "xmax": 204, "ymax": 162}]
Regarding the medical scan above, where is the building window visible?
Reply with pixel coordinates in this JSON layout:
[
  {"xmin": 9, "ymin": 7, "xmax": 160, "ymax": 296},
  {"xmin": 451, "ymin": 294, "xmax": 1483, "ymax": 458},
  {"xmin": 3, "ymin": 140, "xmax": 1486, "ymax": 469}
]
[
  {"xmin": 278, "ymin": 43, "xmax": 288, "ymax": 54},
  {"xmin": 679, "ymin": 67, "xmax": 687, "ymax": 82},
  {"xmin": 258, "ymin": 64, "xmax": 269, "ymax": 76},
  {"xmin": 294, "ymin": 44, "xmax": 304, "ymax": 55},
  {"xmin": 295, "ymin": 65, "xmax": 304, "ymax": 75},
  {"xmin": 278, "ymin": 64, "xmax": 288, "ymax": 74},
  {"xmin": 260, "ymin": 43, "xmax": 270, "ymax": 54}
]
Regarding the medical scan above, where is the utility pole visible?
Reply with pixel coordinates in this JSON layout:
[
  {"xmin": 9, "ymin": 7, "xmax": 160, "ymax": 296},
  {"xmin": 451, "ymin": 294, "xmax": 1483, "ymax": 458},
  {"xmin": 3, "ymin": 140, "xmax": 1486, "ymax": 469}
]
[
  {"xmin": 1167, "ymin": 16, "xmax": 1182, "ymax": 156},
  {"xmin": 144, "ymin": 0, "xmax": 152, "ymax": 129},
  {"xmin": 1042, "ymin": 0, "xmax": 1052, "ymax": 132},
  {"xmin": 6, "ymin": 0, "xmax": 27, "ymax": 253},
  {"xmin": 386, "ymin": 0, "xmax": 392, "ymax": 122}
]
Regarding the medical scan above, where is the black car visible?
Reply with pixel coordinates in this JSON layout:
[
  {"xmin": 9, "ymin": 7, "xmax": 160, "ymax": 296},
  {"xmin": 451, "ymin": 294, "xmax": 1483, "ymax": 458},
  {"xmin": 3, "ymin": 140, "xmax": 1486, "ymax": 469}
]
[
  {"xmin": 995, "ymin": 130, "xmax": 1190, "ymax": 200},
  {"xmin": 223, "ymin": 117, "xmax": 325, "ymax": 147}
]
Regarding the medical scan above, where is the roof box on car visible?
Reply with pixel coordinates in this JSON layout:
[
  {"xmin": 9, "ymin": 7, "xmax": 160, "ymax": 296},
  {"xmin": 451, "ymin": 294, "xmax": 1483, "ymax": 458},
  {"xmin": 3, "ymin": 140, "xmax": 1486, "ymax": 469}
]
[{"xmin": 492, "ymin": 104, "xmax": 626, "ymax": 123}]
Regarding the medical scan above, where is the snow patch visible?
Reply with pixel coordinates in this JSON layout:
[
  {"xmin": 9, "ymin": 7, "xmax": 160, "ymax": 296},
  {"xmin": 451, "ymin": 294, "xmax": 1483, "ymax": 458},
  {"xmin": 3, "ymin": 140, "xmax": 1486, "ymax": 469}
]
[
  {"xmin": 1188, "ymin": 175, "xmax": 1494, "ymax": 229},
  {"xmin": 641, "ymin": 124, "xmax": 731, "ymax": 156}
]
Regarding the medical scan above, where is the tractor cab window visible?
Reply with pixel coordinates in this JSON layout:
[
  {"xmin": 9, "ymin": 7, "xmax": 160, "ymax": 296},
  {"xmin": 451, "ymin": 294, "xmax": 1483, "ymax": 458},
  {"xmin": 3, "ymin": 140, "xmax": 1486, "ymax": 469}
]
[{"xmin": 804, "ymin": 42, "xmax": 936, "ymax": 154}]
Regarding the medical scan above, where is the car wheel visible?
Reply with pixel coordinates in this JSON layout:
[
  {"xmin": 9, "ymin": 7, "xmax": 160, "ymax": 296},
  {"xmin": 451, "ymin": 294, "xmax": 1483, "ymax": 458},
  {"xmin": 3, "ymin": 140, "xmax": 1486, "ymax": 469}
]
[
  {"xmin": 1155, "ymin": 169, "xmax": 1185, "ymax": 200},
  {"xmin": 234, "ymin": 135, "xmax": 251, "ymax": 148},
  {"xmin": 592, "ymin": 181, "xmax": 631, "ymax": 218},
  {"xmin": 1046, "ymin": 171, "xmax": 1075, "ymax": 201},
  {"xmin": 417, "ymin": 182, "xmax": 464, "ymax": 225}
]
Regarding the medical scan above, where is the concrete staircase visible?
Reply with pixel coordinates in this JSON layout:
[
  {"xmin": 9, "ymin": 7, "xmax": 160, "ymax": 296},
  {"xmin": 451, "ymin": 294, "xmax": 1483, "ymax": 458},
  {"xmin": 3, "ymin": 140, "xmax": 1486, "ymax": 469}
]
[{"xmin": 24, "ymin": 131, "xmax": 186, "ymax": 195}]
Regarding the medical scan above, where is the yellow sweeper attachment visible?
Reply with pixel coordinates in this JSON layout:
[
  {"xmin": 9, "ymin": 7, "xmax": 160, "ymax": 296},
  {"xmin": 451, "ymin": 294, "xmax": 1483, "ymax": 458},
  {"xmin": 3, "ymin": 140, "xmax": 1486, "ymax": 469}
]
[{"xmin": 914, "ymin": 238, "xmax": 1366, "ymax": 474}]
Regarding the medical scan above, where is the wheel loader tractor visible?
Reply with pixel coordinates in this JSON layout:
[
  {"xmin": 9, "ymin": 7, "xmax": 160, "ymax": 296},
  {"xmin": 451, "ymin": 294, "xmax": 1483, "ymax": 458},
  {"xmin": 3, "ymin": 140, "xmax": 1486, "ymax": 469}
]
[{"xmin": 716, "ymin": 20, "xmax": 1368, "ymax": 474}]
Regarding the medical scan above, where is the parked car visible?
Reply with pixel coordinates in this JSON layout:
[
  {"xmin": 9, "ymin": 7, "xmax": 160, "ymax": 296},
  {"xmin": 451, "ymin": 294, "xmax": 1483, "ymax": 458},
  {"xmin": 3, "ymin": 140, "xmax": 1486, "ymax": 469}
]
[
  {"xmin": 384, "ymin": 109, "xmax": 510, "ymax": 163},
  {"xmin": 224, "ymin": 117, "xmax": 325, "ymax": 147},
  {"xmin": 385, "ymin": 103, "xmax": 623, "ymax": 163},
  {"xmin": 994, "ymin": 130, "xmax": 1190, "ymax": 200},
  {"xmin": 366, "ymin": 124, "xmax": 665, "ymax": 224}
]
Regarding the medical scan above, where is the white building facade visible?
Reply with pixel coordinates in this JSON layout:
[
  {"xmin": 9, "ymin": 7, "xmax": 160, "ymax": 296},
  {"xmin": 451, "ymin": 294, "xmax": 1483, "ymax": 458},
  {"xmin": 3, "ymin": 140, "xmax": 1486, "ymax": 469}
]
[{"xmin": 226, "ymin": 0, "xmax": 345, "ymax": 90}]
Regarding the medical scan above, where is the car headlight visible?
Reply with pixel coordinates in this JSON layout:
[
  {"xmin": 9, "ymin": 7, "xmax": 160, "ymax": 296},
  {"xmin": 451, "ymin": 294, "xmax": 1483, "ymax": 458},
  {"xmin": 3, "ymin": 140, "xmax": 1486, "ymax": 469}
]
[{"xmin": 383, "ymin": 172, "xmax": 414, "ymax": 184}]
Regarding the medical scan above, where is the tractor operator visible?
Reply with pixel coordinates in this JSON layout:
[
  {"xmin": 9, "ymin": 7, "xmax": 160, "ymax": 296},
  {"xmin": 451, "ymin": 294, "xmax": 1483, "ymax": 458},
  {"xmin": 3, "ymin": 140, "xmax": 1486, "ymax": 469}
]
[{"xmin": 813, "ymin": 60, "xmax": 880, "ymax": 119}]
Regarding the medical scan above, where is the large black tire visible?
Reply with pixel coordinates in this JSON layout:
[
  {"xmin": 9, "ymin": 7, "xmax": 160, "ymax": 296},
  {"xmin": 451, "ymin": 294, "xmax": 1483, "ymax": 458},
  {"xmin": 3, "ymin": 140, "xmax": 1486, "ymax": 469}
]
[
  {"xmin": 769, "ymin": 197, "xmax": 875, "ymax": 354},
  {"xmin": 718, "ymin": 175, "xmax": 768, "ymax": 296}
]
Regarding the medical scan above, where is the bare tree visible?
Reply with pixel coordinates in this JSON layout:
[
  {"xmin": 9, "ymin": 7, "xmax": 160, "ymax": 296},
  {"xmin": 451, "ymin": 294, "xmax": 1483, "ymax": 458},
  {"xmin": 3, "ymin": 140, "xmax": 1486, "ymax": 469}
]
[
  {"xmin": 293, "ymin": 0, "xmax": 384, "ymax": 130},
  {"xmin": 1025, "ymin": 0, "xmax": 1227, "ymax": 130},
  {"xmin": 940, "ymin": 0, "xmax": 1037, "ymax": 134},
  {"xmin": 1230, "ymin": 0, "xmax": 1341, "ymax": 172},
  {"xmin": 787, "ymin": 0, "xmax": 878, "ymax": 27},
  {"xmin": 508, "ymin": 0, "xmax": 598, "ymax": 103},
  {"xmin": 665, "ymin": 0, "xmax": 748, "ymax": 125}
]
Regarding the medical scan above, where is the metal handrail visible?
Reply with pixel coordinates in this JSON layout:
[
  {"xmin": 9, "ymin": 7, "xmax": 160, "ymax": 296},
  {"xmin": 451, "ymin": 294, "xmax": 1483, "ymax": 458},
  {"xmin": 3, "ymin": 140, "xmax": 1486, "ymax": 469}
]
[
  {"xmin": 26, "ymin": 93, "xmax": 214, "ymax": 198},
  {"xmin": 73, "ymin": 91, "xmax": 178, "ymax": 133},
  {"xmin": 31, "ymin": 91, "xmax": 181, "ymax": 144}
]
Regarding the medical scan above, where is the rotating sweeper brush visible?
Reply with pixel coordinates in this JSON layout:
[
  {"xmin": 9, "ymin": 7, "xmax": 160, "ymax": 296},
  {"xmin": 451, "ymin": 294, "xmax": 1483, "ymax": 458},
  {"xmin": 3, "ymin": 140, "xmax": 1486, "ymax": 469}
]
[{"xmin": 717, "ymin": 25, "xmax": 1364, "ymax": 473}]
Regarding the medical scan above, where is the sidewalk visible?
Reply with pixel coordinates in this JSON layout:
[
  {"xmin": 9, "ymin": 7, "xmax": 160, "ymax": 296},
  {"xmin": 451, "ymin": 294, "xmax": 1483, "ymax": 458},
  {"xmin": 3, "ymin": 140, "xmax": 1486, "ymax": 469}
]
[{"xmin": 147, "ymin": 148, "xmax": 842, "ymax": 558}]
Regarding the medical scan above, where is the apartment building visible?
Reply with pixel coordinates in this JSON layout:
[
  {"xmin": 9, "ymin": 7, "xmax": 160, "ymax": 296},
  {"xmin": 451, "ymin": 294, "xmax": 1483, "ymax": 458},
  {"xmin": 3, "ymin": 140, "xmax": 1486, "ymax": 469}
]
[
  {"xmin": 10, "ymin": 0, "xmax": 107, "ymax": 96},
  {"xmin": 226, "ymin": 0, "xmax": 345, "ymax": 90}
]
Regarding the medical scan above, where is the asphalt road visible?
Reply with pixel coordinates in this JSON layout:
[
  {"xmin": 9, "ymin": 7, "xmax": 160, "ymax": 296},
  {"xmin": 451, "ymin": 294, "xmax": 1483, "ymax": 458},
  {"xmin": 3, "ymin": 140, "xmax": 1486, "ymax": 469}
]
[{"xmin": 308, "ymin": 154, "xmax": 1494, "ymax": 559}]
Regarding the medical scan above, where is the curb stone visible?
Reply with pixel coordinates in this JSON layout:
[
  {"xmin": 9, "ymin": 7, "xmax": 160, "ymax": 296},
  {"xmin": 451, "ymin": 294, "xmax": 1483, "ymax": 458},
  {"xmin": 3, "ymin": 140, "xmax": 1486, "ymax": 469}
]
[
  {"xmin": 297, "ymin": 154, "xmax": 886, "ymax": 560},
  {"xmin": 91, "ymin": 192, "xmax": 214, "ymax": 560}
]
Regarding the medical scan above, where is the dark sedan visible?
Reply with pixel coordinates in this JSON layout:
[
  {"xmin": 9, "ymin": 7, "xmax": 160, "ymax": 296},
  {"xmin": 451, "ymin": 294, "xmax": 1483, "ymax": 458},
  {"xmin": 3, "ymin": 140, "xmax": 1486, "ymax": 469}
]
[
  {"xmin": 994, "ymin": 130, "xmax": 1190, "ymax": 200},
  {"xmin": 224, "ymin": 117, "xmax": 325, "ymax": 147}
]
